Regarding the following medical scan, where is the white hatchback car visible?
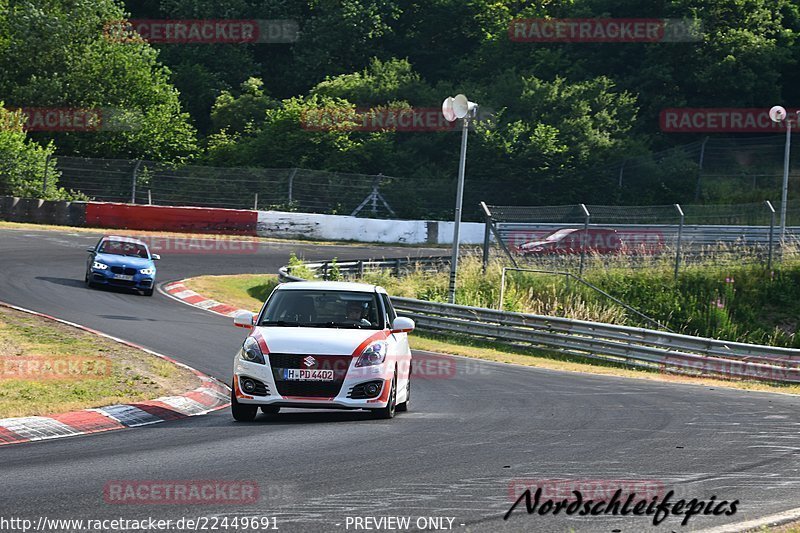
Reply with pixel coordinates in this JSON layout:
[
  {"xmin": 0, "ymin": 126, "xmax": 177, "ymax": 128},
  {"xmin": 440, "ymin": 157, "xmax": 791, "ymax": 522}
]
[{"xmin": 230, "ymin": 281, "xmax": 415, "ymax": 421}]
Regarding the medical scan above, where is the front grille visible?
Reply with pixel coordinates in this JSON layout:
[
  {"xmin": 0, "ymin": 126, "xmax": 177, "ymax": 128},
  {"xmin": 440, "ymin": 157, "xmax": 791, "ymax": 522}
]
[
  {"xmin": 269, "ymin": 353, "xmax": 351, "ymax": 398},
  {"xmin": 274, "ymin": 381, "xmax": 343, "ymax": 397},
  {"xmin": 108, "ymin": 279, "xmax": 136, "ymax": 287},
  {"xmin": 110, "ymin": 266, "xmax": 137, "ymax": 275}
]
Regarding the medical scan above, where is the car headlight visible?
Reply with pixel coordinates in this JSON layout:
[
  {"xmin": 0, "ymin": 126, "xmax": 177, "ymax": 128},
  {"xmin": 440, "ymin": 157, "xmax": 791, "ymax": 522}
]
[
  {"xmin": 92, "ymin": 261, "xmax": 108, "ymax": 270},
  {"xmin": 139, "ymin": 267, "xmax": 156, "ymax": 275},
  {"xmin": 240, "ymin": 337, "xmax": 266, "ymax": 365},
  {"xmin": 355, "ymin": 341, "xmax": 387, "ymax": 367}
]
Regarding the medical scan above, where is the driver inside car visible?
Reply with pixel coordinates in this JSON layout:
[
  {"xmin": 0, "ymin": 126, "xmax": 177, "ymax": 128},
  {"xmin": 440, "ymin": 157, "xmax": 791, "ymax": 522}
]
[{"xmin": 344, "ymin": 300, "xmax": 372, "ymax": 327}]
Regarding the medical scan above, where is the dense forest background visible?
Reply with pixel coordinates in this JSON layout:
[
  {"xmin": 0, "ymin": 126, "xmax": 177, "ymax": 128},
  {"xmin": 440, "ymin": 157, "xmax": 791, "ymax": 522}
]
[{"xmin": 2, "ymin": 0, "xmax": 800, "ymax": 213}]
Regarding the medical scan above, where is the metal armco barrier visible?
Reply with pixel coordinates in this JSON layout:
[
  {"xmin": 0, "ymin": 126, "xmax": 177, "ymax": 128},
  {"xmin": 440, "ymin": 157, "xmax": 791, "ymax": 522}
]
[
  {"xmin": 280, "ymin": 260, "xmax": 800, "ymax": 384},
  {"xmin": 391, "ymin": 297, "xmax": 800, "ymax": 384},
  {"xmin": 279, "ymin": 257, "xmax": 449, "ymax": 282}
]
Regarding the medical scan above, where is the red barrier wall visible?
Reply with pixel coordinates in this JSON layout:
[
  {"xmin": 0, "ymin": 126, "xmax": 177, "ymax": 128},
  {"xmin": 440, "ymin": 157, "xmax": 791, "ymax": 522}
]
[{"xmin": 85, "ymin": 203, "xmax": 257, "ymax": 235}]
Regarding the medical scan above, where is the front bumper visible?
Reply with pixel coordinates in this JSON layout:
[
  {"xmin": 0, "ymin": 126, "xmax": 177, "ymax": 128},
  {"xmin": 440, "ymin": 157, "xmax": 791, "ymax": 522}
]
[
  {"xmin": 90, "ymin": 268, "xmax": 155, "ymax": 290},
  {"xmin": 233, "ymin": 356, "xmax": 392, "ymax": 410}
]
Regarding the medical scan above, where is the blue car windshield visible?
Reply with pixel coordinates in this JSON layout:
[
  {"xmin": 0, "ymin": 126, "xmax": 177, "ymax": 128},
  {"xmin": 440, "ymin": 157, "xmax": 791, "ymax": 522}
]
[{"xmin": 99, "ymin": 240, "xmax": 149, "ymax": 258}]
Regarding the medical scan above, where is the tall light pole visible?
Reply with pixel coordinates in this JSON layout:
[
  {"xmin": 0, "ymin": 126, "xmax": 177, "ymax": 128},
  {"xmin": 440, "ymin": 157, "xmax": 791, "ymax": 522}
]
[
  {"xmin": 769, "ymin": 105, "xmax": 795, "ymax": 241},
  {"xmin": 442, "ymin": 94, "xmax": 478, "ymax": 304}
]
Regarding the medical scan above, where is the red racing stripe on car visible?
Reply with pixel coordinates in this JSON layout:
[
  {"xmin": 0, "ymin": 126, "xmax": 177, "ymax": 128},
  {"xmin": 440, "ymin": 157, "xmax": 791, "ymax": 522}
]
[
  {"xmin": 249, "ymin": 330, "xmax": 270, "ymax": 354},
  {"xmin": 351, "ymin": 330, "xmax": 390, "ymax": 356}
]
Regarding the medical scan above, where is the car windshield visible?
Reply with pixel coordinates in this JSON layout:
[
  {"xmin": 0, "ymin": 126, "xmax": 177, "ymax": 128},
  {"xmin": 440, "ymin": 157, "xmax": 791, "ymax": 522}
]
[
  {"xmin": 546, "ymin": 229, "xmax": 577, "ymax": 240},
  {"xmin": 259, "ymin": 290, "xmax": 383, "ymax": 330},
  {"xmin": 98, "ymin": 240, "xmax": 149, "ymax": 258}
]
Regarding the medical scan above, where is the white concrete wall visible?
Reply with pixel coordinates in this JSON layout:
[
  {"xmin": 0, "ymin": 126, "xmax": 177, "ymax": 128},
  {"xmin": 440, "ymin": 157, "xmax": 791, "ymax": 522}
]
[
  {"xmin": 257, "ymin": 210, "xmax": 486, "ymax": 245},
  {"xmin": 433, "ymin": 221, "xmax": 487, "ymax": 245}
]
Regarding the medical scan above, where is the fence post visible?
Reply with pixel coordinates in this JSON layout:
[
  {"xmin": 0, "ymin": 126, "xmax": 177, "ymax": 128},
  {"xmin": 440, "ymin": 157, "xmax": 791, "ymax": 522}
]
[
  {"xmin": 481, "ymin": 203, "xmax": 492, "ymax": 272},
  {"xmin": 358, "ymin": 260, "xmax": 364, "ymax": 277},
  {"xmin": 674, "ymin": 203, "xmax": 685, "ymax": 279},
  {"xmin": 694, "ymin": 136, "xmax": 709, "ymax": 201},
  {"xmin": 131, "ymin": 160, "xmax": 142, "ymax": 204},
  {"xmin": 42, "ymin": 154, "xmax": 52, "ymax": 197},
  {"xmin": 499, "ymin": 267, "xmax": 507, "ymax": 310},
  {"xmin": 579, "ymin": 203, "xmax": 590, "ymax": 277},
  {"xmin": 766, "ymin": 200, "xmax": 776, "ymax": 270},
  {"xmin": 287, "ymin": 168, "xmax": 297, "ymax": 204},
  {"xmin": 322, "ymin": 262, "xmax": 328, "ymax": 280},
  {"xmin": 254, "ymin": 193, "xmax": 258, "ymax": 210},
  {"xmin": 395, "ymin": 258, "xmax": 402, "ymax": 277},
  {"xmin": 147, "ymin": 189, "xmax": 152, "ymax": 205}
]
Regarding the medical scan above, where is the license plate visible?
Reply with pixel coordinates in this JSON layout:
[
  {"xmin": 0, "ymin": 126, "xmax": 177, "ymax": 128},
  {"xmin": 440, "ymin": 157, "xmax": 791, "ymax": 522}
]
[
  {"xmin": 282, "ymin": 369, "xmax": 335, "ymax": 381},
  {"xmin": 113, "ymin": 274, "xmax": 134, "ymax": 281}
]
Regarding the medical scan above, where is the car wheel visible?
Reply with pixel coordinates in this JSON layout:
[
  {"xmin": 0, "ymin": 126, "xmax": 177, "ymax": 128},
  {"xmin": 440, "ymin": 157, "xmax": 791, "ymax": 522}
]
[
  {"xmin": 396, "ymin": 375, "xmax": 410, "ymax": 412},
  {"xmin": 260, "ymin": 405, "xmax": 280, "ymax": 415},
  {"xmin": 142, "ymin": 289, "xmax": 154, "ymax": 297},
  {"xmin": 373, "ymin": 372, "xmax": 396, "ymax": 420},
  {"xmin": 85, "ymin": 273, "xmax": 96, "ymax": 288},
  {"xmin": 231, "ymin": 389, "xmax": 258, "ymax": 422}
]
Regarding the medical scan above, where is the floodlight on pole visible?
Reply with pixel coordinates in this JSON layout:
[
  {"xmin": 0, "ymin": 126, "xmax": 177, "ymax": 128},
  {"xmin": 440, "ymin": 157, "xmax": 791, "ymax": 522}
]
[
  {"xmin": 770, "ymin": 105, "xmax": 794, "ymax": 242},
  {"xmin": 442, "ymin": 94, "xmax": 478, "ymax": 304}
]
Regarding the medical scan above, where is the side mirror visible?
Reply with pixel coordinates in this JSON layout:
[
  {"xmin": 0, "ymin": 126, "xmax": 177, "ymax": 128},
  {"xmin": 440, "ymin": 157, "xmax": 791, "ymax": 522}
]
[
  {"xmin": 391, "ymin": 316, "xmax": 415, "ymax": 334},
  {"xmin": 234, "ymin": 311, "xmax": 255, "ymax": 329},
  {"xmin": 151, "ymin": 254, "xmax": 161, "ymax": 261},
  {"xmin": 86, "ymin": 248, "xmax": 95, "ymax": 253}
]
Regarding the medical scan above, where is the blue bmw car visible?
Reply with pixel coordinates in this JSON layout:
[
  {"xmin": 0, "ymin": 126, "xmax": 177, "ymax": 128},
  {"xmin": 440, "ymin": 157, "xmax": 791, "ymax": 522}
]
[{"xmin": 85, "ymin": 236, "xmax": 160, "ymax": 296}]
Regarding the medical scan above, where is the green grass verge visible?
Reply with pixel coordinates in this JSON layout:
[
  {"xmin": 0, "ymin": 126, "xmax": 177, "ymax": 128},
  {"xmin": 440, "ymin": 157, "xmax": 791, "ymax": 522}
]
[
  {"xmin": 183, "ymin": 274, "xmax": 280, "ymax": 313},
  {"xmin": 0, "ymin": 306, "xmax": 200, "ymax": 418}
]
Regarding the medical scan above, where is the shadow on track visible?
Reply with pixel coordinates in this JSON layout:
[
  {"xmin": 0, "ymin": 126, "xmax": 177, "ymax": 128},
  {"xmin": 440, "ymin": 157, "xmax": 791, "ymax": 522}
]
[{"xmin": 35, "ymin": 276, "xmax": 86, "ymax": 288}]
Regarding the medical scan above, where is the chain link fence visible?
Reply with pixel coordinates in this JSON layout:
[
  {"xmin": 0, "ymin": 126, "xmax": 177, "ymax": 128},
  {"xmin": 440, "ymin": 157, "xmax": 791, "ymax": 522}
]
[
  {"xmin": 482, "ymin": 202, "xmax": 800, "ymax": 275},
  {"xmin": 53, "ymin": 156, "xmax": 498, "ymax": 220},
  {"xmin": 42, "ymin": 133, "xmax": 800, "ymax": 221}
]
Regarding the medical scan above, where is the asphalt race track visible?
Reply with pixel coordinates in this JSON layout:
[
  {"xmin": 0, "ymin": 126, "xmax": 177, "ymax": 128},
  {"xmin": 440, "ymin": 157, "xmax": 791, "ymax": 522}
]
[{"xmin": 1, "ymin": 227, "xmax": 799, "ymax": 532}]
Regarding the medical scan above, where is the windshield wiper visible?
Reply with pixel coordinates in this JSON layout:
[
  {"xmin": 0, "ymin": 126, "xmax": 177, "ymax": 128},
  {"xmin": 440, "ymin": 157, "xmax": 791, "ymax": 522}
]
[
  {"xmin": 260, "ymin": 320, "xmax": 304, "ymax": 327},
  {"xmin": 309, "ymin": 322, "xmax": 363, "ymax": 329}
]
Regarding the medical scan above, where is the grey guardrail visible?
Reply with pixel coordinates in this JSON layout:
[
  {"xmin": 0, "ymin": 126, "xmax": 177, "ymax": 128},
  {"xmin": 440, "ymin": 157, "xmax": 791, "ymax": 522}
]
[
  {"xmin": 278, "ymin": 256, "xmax": 449, "ymax": 282},
  {"xmin": 278, "ymin": 261, "xmax": 800, "ymax": 384}
]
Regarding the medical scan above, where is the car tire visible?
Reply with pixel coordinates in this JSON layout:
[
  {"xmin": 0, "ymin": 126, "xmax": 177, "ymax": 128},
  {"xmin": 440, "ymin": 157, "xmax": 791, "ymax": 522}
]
[
  {"xmin": 231, "ymin": 390, "xmax": 258, "ymax": 422},
  {"xmin": 142, "ymin": 289, "xmax": 154, "ymax": 297},
  {"xmin": 85, "ymin": 273, "xmax": 96, "ymax": 288},
  {"xmin": 396, "ymin": 375, "xmax": 410, "ymax": 412},
  {"xmin": 260, "ymin": 405, "xmax": 280, "ymax": 415},
  {"xmin": 372, "ymin": 372, "xmax": 397, "ymax": 420}
]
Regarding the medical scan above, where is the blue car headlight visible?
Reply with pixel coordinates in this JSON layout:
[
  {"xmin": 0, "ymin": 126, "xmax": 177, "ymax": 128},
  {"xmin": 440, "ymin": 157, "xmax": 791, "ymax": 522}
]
[
  {"xmin": 92, "ymin": 261, "xmax": 108, "ymax": 270},
  {"xmin": 139, "ymin": 267, "xmax": 156, "ymax": 276}
]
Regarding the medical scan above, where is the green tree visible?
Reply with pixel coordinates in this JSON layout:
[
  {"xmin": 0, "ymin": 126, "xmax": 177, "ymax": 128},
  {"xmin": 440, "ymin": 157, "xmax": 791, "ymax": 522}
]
[
  {"xmin": 0, "ymin": 106, "xmax": 62, "ymax": 199},
  {"xmin": 0, "ymin": 0, "xmax": 197, "ymax": 161}
]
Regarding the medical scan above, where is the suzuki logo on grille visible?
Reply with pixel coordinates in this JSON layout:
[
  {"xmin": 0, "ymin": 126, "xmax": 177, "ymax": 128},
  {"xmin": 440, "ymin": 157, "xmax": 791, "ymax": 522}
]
[{"xmin": 303, "ymin": 356, "xmax": 316, "ymax": 368}]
